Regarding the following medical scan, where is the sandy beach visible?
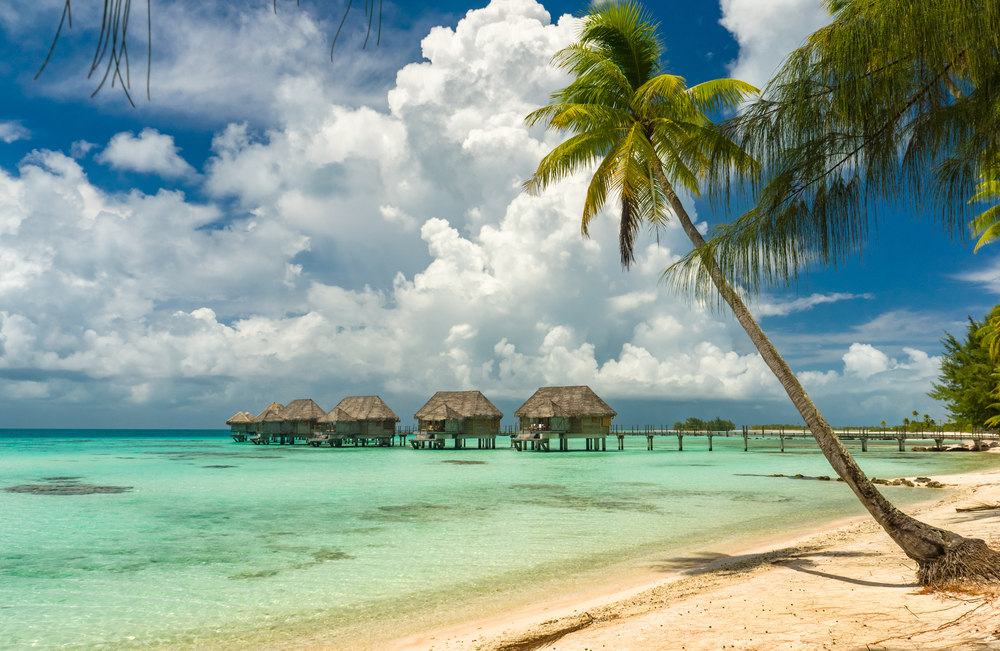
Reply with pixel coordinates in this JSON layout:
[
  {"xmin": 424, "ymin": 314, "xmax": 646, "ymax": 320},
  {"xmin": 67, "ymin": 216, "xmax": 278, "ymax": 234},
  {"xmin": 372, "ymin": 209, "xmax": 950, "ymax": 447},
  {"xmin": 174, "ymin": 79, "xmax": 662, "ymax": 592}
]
[{"xmin": 389, "ymin": 462, "xmax": 1000, "ymax": 651}]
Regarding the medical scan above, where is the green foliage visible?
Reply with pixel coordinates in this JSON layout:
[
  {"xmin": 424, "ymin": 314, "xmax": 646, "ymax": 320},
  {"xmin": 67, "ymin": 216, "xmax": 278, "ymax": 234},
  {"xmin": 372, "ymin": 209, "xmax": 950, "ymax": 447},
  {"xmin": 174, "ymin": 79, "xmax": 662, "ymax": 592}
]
[
  {"xmin": 970, "ymin": 161, "xmax": 1000, "ymax": 252},
  {"xmin": 674, "ymin": 417, "xmax": 735, "ymax": 431},
  {"xmin": 668, "ymin": 0, "xmax": 1000, "ymax": 298},
  {"xmin": 929, "ymin": 312, "xmax": 1000, "ymax": 428},
  {"xmin": 523, "ymin": 0, "xmax": 756, "ymax": 267},
  {"xmin": 977, "ymin": 305, "xmax": 1000, "ymax": 360}
]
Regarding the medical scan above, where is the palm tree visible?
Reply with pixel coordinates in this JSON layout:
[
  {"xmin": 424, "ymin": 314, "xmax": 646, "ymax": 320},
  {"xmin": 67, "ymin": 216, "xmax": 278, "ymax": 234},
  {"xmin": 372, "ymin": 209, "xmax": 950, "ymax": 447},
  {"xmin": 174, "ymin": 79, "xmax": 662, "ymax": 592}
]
[{"xmin": 524, "ymin": 0, "xmax": 999, "ymax": 585}]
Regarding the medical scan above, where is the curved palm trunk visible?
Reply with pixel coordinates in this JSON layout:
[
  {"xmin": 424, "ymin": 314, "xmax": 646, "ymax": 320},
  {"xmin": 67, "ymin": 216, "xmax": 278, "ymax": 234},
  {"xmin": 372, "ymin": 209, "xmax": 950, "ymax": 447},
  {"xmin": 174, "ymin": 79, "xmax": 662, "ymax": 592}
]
[{"xmin": 651, "ymin": 161, "xmax": 1000, "ymax": 585}]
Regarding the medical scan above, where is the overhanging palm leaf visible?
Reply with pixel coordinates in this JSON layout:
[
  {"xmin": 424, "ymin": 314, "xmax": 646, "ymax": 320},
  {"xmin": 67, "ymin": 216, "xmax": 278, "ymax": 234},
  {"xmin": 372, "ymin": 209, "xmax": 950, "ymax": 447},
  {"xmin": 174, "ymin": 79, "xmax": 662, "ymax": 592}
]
[
  {"xmin": 525, "ymin": 0, "xmax": 1000, "ymax": 586},
  {"xmin": 694, "ymin": 0, "xmax": 1000, "ymax": 295},
  {"xmin": 970, "ymin": 166, "xmax": 1000, "ymax": 253}
]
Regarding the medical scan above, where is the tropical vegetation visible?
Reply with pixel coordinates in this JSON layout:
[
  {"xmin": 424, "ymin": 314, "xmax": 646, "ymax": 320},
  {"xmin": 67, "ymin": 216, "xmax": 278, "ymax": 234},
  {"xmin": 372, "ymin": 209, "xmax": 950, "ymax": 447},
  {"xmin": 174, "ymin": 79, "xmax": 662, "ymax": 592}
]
[
  {"xmin": 671, "ymin": 0, "xmax": 1000, "ymax": 299},
  {"xmin": 929, "ymin": 311, "xmax": 1000, "ymax": 428},
  {"xmin": 525, "ymin": 0, "xmax": 1000, "ymax": 585},
  {"xmin": 673, "ymin": 417, "xmax": 735, "ymax": 432}
]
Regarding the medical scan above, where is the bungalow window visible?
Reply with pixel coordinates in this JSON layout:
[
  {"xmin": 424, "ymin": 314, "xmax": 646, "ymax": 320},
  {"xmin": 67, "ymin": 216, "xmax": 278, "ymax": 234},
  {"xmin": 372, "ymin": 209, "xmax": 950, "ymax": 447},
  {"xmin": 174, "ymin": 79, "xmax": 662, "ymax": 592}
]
[{"xmin": 592, "ymin": 417, "xmax": 597, "ymax": 423}]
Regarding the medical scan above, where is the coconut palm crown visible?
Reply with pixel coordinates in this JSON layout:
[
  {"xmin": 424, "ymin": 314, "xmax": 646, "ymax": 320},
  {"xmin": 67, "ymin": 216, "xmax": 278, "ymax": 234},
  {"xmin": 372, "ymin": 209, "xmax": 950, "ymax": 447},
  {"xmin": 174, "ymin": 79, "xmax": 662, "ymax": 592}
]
[{"xmin": 523, "ymin": 0, "xmax": 756, "ymax": 267}]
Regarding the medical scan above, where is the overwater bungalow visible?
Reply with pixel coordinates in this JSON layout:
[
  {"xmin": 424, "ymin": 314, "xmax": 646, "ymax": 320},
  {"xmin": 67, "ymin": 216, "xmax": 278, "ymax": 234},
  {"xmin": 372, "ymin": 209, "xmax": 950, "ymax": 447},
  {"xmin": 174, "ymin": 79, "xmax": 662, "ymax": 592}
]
[
  {"xmin": 512, "ymin": 386, "xmax": 616, "ymax": 451},
  {"xmin": 250, "ymin": 402, "xmax": 284, "ymax": 445},
  {"xmin": 315, "ymin": 396, "xmax": 400, "ymax": 447},
  {"xmin": 281, "ymin": 399, "xmax": 327, "ymax": 443},
  {"xmin": 226, "ymin": 412, "xmax": 253, "ymax": 441},
  {"xmin": 412, "ymin": 390, "xmax": 503, "ymax": 449}
]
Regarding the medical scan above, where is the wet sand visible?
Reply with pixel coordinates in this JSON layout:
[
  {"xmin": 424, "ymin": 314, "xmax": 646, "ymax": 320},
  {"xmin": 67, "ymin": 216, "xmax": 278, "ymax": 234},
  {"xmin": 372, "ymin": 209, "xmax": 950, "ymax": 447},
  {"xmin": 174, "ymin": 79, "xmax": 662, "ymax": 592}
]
[{"xmin": 389, "ymin": 462, "xmax": 1000, "ymax": 651}]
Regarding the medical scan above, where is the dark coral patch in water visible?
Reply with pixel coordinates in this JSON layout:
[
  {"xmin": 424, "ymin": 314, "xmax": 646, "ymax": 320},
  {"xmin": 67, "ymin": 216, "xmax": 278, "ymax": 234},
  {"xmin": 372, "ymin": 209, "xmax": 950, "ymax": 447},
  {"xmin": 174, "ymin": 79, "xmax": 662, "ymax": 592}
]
[
  {"xmin": 6, "ymin": 483, "xmax": 133, "ymax": 495},
  {"xmin": 229, "ymin": 569, "xmax": 281, "ymax": 580},
  {"xmin": 441, "ymin": 460, "xmax": 486, "ymax": 465},
  {"xmin": 311, "ymin": 548, "xmax": 352, "ymax": 562},
  {"xmin": 361, "ymin": 503, "xmax": 454, "ymax": 522},
  {"xmin": 40, "ymin": 476, "xmax": 82, "ymax": 481},
  {"xmin": 203, "ymin": 465, "xmax": 238, "ymax": 468}
]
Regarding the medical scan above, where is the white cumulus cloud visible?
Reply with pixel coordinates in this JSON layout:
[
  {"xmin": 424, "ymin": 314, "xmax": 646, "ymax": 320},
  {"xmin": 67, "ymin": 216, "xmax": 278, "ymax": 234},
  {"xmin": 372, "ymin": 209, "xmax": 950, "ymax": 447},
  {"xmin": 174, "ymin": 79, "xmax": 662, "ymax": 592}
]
[
  {"xmin": 0, "ymin": 0, "xmax": 953, "ymax": 427},
  {"xmin": 843, "ymin": 343, "xmax": 893, "ymax": 378},
  {"xmin": 719, "ymin": 0, "xmax": 831, "ymax": 87},
  {"xmin": 95, "ymin": 128, "xmax": 196, "ymax": 178}
]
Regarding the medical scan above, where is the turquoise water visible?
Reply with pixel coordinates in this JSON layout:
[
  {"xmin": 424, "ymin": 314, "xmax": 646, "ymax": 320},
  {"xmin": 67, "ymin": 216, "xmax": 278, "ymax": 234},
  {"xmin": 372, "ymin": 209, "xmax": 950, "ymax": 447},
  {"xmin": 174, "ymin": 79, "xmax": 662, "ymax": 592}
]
[{"xmin": 1, "ymin": 431, "xmax": 996, "ymax": 651}]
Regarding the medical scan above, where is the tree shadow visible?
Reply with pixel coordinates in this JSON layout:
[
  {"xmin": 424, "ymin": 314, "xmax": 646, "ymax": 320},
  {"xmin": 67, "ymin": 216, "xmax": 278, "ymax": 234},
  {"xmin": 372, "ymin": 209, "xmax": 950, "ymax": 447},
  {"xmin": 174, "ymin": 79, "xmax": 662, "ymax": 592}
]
[
  {"xmin": 777, "ymin": 560, "xmax": 918, "ymax": 588},
  {"xmin": 645, "ymin": 546, "xmax": 882, "ymax": 576}
]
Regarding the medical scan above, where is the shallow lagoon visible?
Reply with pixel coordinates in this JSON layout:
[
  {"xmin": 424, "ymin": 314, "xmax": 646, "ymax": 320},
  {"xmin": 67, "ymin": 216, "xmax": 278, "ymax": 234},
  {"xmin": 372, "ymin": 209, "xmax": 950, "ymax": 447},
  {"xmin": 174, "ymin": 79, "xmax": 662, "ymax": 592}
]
[{"xmin": 1, "ymin": 431, "xmax": 995, "ymax": 650}]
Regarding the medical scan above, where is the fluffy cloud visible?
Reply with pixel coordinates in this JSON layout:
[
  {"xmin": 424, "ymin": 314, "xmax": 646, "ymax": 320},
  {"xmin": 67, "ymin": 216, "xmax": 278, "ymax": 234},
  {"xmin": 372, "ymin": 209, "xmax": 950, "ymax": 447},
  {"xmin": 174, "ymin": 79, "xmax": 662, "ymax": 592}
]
[
  {"xmin": 719, "ymin": 0, "xmax": 830, "ymax": 87},
  {"xmin": 0, "ymin": 0, "xmax": 949, "ymax": 426},
  {"xmin": 95, "ymin": 128, "xmax": 196, "ymax": 178},
  {"xmin": 0, "ymin": 119, "xmax": 30, "ymax": 143},
  {"xmin": 841, "ymin": 342, "xmax": 941, "ymax": 380},
  {"xmin": 843, "ymin": 343, "xmax": 892, "ymax": 378}
]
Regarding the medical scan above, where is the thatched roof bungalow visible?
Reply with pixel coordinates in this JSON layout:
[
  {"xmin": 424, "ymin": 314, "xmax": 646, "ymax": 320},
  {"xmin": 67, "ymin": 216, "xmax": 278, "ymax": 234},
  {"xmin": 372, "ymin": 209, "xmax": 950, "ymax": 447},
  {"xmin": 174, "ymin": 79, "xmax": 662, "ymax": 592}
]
[
  {"xmin": 318, "ymin": 396, "xmax": 400, "ymax": 447},
  {"xmin": 513, "ymin": 386, "xmax": 616, "ymax": 451},
  {"xmin": 412, "ymin": 391, "xmax": 503, "ymax": 449},
  {"xmin": 281, "ymin": 399, "xmax": 327, "ymax": 437},
  {"xmin": 250, "ymin": 402, "xmax": 284, "ymax": 444},
  {"xmin": 226, "ymin": 411, "xmax": 253, "ymax": 441}
]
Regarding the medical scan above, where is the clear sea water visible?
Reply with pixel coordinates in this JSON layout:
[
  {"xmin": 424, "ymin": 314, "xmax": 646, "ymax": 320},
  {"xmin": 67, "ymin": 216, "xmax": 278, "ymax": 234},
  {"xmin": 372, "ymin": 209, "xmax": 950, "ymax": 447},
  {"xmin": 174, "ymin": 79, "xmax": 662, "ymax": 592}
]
[{"xmin": 1, "ymin": 430, "xmax": 996, "ymax": 651}]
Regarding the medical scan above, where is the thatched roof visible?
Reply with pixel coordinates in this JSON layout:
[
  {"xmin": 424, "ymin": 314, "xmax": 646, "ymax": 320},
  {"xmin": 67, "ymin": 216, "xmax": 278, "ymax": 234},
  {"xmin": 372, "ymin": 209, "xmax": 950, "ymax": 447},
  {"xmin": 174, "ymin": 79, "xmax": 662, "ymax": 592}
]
[
  {"xmin": 226, "ymin": 412, "xmax": 253, "ymax": 425},
  {"xmin": 254, "ymin": 402, "xmax": 285, "ymax": 423},
  {"xmin": 320, "ymin": 396, "xmax": 400, "ymax": 423},
  {"xmin": 281, "ymin": 398, "xmax": 327, "ymax": 422},
  {"xmin": 514, "ymin": 386, "xmax": 616, "ymax": 418},
  {"xmin": 414, "ymin": 391, "xmax": 504, "ymax": 420}
]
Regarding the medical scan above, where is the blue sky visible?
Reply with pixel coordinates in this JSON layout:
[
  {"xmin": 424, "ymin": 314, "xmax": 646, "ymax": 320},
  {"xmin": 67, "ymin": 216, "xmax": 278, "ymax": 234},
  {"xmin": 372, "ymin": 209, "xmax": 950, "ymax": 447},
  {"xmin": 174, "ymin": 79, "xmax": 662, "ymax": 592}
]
[{"xmin": 0, "ymin": 0, "xmax": 996, "ymax": 429}]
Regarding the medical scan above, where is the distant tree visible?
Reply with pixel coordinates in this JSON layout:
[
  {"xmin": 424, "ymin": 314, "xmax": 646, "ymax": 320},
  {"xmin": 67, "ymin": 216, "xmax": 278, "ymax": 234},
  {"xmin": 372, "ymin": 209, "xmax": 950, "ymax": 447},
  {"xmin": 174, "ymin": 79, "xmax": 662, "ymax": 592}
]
[
  {"xmin": 684, "ymin": 417, "xmax": 707, "ymax": 431},
  {"xmin": 707, "ymin": 417, "xmax": 736, "ymax": 432},
  {"xmin": 929, "ymin": 313, "xmax": 1000, "ymax": 428}
]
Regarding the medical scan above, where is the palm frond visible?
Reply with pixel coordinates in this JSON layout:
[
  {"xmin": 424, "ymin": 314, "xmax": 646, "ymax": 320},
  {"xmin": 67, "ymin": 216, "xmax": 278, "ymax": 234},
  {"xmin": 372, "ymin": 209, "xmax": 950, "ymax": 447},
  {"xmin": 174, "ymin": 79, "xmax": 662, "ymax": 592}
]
[
  {"xmin": 686, "ymin": 79, "xmax": 759, "ymax": 114},
  {"xmin": 700, "ymin": 0, "xmax": 1000, "ymax": 292}
]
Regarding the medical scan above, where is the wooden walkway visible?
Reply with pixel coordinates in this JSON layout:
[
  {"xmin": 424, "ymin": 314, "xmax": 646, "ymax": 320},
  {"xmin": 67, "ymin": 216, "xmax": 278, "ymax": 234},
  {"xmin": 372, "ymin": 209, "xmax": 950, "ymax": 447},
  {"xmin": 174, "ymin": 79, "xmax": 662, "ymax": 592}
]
[
  {"xmin": 608, "ymin": 426, "xmax": 1000, "ymax": 452},
  {"xmin": 231, "ymin": 427, "xmax": 1000, "ymax": 453}
]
